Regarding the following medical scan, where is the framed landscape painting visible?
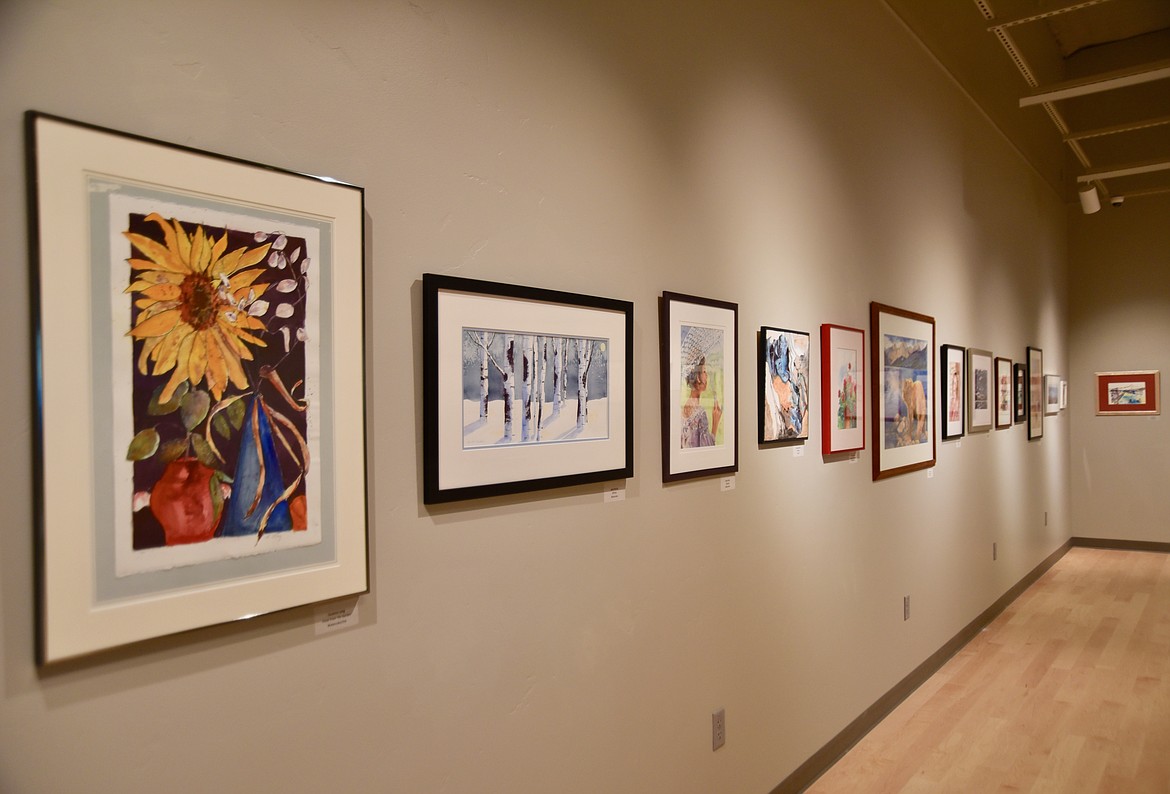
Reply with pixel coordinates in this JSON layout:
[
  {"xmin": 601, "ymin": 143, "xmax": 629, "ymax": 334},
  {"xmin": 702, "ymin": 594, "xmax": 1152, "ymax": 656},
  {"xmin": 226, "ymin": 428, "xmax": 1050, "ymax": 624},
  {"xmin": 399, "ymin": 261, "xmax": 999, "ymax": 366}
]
[
  {"xmin": 940, "ymin": 344, "xmax": 965, "ymax": 440},
  {"xmin": 1095, "ymin": 371, "xmax": 1160, "ymax": 415},
  {"xmin": 422, "ymin": 274, "xmax": 634, "ymax": 503},
  {"xmin": 1027, "ymin": 346, "xmax": 1044, "ymax": 439},
  {"xmin": 995, "ymin": 357, "xmax": 1013, "ymax": 429},
  {"xmin": 661, "ymin": 292, "xmax": 738, "ymax": 482},
  {"xmin": 27, "ymin": 112, "xmax": 368, "ymax": 663},
  {"xmin": 759, "ymin": 326, "xmax": 810, "ymax": 443},
  {"xmin": 871, "ymin": 302, "xmax": 935, "ymax": 480},
  {"xmin": 967, "ymin": 348, "xmax": 993, "ymax": 432},
  {"xmin": 821, "ymin": 324, "xmax": 865, "ymax": 454}
]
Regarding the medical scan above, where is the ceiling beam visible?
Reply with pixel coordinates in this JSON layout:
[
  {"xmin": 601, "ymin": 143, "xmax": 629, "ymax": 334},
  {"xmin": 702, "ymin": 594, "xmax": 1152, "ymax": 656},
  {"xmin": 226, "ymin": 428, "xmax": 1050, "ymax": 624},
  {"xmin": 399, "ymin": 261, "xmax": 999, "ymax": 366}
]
[
  {"xmin": 1076, "ymin": 158, "xmax": 1170, "ymax": 182},
  {"xmin": 987, "ymin": 0, "xmax": 1119, "ymax": 31},
  {"xmin": 1020, "ymin": 59, "xmax": 1170, "ymax": 106},
  {"xmin": 1065, "ymin": 113, "xmax": 1170, "ymax": 141}
]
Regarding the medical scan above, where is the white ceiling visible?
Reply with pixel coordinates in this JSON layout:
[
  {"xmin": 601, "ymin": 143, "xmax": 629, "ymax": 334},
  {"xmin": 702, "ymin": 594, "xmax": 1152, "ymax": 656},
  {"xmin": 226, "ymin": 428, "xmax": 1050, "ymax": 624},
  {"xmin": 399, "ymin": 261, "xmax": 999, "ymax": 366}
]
[{"xmin": 885, "ymin": 0, "xmax": 1170, "ymax": 208}]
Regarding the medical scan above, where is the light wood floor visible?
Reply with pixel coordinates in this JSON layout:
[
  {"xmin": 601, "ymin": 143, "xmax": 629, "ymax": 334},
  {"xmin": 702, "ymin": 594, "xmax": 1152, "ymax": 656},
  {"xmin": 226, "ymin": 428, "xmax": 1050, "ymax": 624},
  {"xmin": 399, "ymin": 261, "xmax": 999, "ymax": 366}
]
[{"xmin": 806, "ymin": 547, "xmax": 1170, "ymax": 793}]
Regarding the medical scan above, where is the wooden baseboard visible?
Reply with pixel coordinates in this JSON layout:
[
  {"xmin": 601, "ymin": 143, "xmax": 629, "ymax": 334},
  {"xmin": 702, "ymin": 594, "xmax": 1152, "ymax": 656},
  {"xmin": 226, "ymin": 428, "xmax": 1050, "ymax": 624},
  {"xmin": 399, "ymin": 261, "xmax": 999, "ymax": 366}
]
[
  {"xmin": 770, "ymin": 539, "xmax": 1073, "ymax": 794},
  {"xmin": 1071, "ymin": 536, "xmax": 1170, "ymax": 554}
]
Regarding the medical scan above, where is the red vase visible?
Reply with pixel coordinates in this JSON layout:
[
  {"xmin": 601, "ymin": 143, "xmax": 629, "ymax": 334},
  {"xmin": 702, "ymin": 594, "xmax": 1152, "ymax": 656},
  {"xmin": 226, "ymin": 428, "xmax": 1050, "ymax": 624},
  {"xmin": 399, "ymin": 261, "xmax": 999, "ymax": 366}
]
[{"xmin": 150, "ymin": 458, "xmax": 222, "ymax": 545}]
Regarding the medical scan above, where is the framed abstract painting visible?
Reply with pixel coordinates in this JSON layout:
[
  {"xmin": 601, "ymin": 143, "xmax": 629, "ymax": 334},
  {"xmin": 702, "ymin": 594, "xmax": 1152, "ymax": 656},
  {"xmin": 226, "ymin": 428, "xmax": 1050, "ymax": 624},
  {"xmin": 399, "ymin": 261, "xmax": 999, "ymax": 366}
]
[
  {"xmin": 660, "ymin": 292, "xmax": 738, "ymax": 482},
  {"xmin": 995, "ymin": 357, "xmax": 1013, "ymax": 429},
  {"xmin": 27, "ymin": 112, "xmax": 369, "ymax": 663},
  {"xmin": 940, "ymin": 344, "xmax": 965, "ymax": 440},
  {"xmin": 1013, "ymin": 362, "xmax": 1027, "ymax": 424},
  {"xmin": 967, "ymin": 348, "xmax": 993, "ymax": 432},
  {"xmin": 1027, "ymin": 346, "xmax": 1044, "ymax": 440},
  {"xmin": 422, "ymin": 273, "xmax": 634, "ymax": 503},
  {"xmin": 759, "ymin": 326, "xmax": 810, "ymax": 443},
  {"xmin": 870, "ymin": 302, "xmax": 935, "ymax": 480},
  {"xmin": 820, "ymin": 324, "xmax": 865, "ymax": 454},
  {"xmin": 1096, "ymin": 371, "xmax": 1159, "ymax": 415}
]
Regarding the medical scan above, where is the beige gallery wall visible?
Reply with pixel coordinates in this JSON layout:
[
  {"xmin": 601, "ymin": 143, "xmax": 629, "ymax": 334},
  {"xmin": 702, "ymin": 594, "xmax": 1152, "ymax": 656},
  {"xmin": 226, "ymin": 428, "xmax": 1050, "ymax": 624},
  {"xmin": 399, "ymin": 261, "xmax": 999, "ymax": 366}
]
[
  {"xmin": 0, "ymin": 1, "xmax": 1070, "ymax": 792},
  {"xmin": 1069, "ymin": 192, "xmax": 1170, "ymax": 543}
]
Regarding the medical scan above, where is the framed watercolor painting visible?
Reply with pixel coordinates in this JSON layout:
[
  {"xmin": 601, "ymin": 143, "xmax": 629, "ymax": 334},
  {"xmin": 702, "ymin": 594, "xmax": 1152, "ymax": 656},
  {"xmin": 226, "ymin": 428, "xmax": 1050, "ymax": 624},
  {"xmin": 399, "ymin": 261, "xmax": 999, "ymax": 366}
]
[
  {"xmin": 759, "ymin": 326, "xmax": 810, "ymax": 443},
  {"xmin": 1045, "ymin": 375, "xmax": 1061, "ymax": 415},
  {"xmin": 820, "ymin": 324, "xmax": 865, "ymax": 454},
  {"xmin": 422, "ymin": 274, "xmax": 633, "ymax": 503},
  {"xmin": 661, "ymin": 292, "xmax": 738, "ymax": 482},
  {"xmin": 995, "ymin": 357, "xmax": 1013, "ymax": 429},
  {"xmin": 26, "ymin": 112, "xmax": 368, "ymax": 664},
  {"xmin": 967, "ymin": 348, "xmax": 993, "ymax": 432},
  {"xmin": 1013, "ymin": 363, "xmax": 1027, "ymax": 423},
  {"xmin": 1027, "ymin": 346, "xmax": 1044, "ymax": 439},
  {"xmin": 940, "ymin": 344, "xmax": 965, "ymax": 440},
  {"xmin": 870, "ymin": 302, "xmax": 935, "ymax": 480},
  {"xmin": 1096, "ymin": 370, "xmax": 1160, "ymax": 415}
]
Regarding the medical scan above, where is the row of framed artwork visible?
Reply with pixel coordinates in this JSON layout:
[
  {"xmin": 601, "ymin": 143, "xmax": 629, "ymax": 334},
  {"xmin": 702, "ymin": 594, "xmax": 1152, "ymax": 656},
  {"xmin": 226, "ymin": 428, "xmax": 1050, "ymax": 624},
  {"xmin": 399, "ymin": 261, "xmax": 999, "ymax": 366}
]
[{"xmin": 940, "ymin": 344, "xmax": 1056, "ymax": 440}]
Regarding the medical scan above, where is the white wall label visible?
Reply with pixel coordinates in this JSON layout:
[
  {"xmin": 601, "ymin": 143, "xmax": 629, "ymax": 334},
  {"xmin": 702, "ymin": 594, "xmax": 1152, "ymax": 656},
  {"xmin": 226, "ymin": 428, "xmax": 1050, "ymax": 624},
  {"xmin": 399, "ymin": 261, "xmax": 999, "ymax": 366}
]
[
  {"xmin": 316, "ymin": 599, "xmax": 359, "ymax": 635},
  {"xmin": 604, "ymin": 487, "xmax": 626, "ymax": 503},
  {"xmin": 720, "ymin": 476, "xmax": 736, "ymax": 492}
]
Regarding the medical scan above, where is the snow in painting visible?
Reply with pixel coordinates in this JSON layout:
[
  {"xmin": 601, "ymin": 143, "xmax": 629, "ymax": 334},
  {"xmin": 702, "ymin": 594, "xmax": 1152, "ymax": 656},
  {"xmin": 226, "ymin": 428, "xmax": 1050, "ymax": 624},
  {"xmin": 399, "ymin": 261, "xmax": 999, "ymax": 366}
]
[{"xmin": 462, "ymin": 329, "xmax": 609, "ymax": 447}]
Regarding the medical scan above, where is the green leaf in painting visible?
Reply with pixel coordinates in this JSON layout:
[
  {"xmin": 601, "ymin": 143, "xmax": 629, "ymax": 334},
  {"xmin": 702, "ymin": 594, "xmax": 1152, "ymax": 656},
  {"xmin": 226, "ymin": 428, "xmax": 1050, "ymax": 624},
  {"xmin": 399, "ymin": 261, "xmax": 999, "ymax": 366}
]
[
  {"xmin": 212, "ymin": 412, "xmax": 232, "ymax": 440},
  {"xmin": 126, "ymin": 428, "xmax": 160, "ymax": 461},
  {"xmin": 158, "ymin": 437, "xmax": 189, "ymax": 463},
  {"xmin": 209, "ymin": 470, "xmax": 228, "ymax": 525},
  {"xmin": 225, "ymin": 396, "xmax": 246, "ymax": 430},
  {"xmin": 147, "ymin": 380, "xmax": 189, "ymax": 416},
  {"xmin": 190, "ymin": 433, "xmax": 219, "ymax": 468},
  {"xmin": 180, "ymin": 389, "xmax": 211, "ymax": 431}
]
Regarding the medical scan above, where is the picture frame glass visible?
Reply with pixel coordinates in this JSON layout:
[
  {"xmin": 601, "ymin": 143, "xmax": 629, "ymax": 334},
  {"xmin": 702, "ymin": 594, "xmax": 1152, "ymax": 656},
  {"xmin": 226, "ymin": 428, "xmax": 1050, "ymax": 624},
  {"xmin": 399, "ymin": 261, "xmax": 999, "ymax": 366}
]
[
  {"xmin": 821, "ymin": 324, "xmax": 865, "ymax": 454},
  {"xmin": 1095, "ymin": 370, "xmax": 1160, "ymax": 415},
  {"xmin": 995, "ymin": 357, "xmax": 1013, "ymax": 428},
  {"xmin": 967, "ymin": 348, "xmax": 993, "ymax": 432},
  {"xmin": 940, "ymin": 344, "xmax": 965, "ymax": 440},
  {"xmin": 871, "ymin": 303, "xmax": 935, "ymax": 480},
  {"xmin": 1027, "ymin": 347, "xmax": 1044, "ymax": 439},
  {"xmin": 1013, "ymin": 363, "xmax": 1027, "ymax": 423},
  {"xmin": 760, "ymin": 326, "xmax": 810, "ymax": 443}
]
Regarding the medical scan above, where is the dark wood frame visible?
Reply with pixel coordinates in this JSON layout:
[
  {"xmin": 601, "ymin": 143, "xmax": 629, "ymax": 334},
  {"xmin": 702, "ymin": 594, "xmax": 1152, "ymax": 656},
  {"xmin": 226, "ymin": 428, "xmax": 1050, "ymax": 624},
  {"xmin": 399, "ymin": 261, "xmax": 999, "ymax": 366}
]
[
  {"xmin": 758, "ymin": 325, "xmax": 811, "ymax": 444},
  {"xmin": 940, "ymin": 344, "xmax": 966, "ymax": 440},
  {"xmin": 995, "ymin": 356, "xmax": 1013, "ymax": 429},
  {"xmin": 1013, "ymin": 362, "xmax": 1027, "ymax": 423},
  {"xmin": 1027, "ymin": 346, "xmax": 1044, "ymax": 439},
  {"xmin": 660, "ymin": 292, "xmax": 739, "ymax": 482},
  {"xmin": 820, "ymin": 323, "xmax": 866, "ymax": 455},
  {"xmin": 422, "ymin": 273, "xmax": 634, "ymax": 503},
  {"xmin": 870, "ymin": 302, "xmax": 935, "ymax": 480}
]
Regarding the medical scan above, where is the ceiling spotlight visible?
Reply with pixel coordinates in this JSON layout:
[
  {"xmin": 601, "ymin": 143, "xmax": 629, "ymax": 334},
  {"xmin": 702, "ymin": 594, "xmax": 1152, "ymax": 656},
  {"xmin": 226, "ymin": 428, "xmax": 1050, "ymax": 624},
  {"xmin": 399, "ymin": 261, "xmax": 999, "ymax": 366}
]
[{"xmin": 1079, "ymin": 184, "xmax": 1101, "ymax": 214}]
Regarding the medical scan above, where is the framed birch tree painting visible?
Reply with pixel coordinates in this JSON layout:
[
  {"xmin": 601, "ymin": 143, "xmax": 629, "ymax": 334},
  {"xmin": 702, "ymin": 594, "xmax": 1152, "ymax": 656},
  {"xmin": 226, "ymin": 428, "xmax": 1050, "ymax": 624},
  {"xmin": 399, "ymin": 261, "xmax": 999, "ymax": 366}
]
[
  {"xmin": 27, "ymin": 113, "xmax": 368, "ymax": 664},
  {"xmin": 423, "ymin": 273, "xmax": 634, "ymax": 503}
]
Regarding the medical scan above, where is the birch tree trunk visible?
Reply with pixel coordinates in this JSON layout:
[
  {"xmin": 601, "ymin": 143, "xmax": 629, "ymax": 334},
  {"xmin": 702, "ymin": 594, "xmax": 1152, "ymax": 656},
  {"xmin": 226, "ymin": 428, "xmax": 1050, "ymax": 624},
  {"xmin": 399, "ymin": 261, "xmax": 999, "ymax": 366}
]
[
  {"xmin": 575, "ymin": 338, "xmax": 595, "ymax": 429},
  {"xmin": 478, "ymin": 332, "xmax": 490, "ymax": 419},
  {"xmin": 503, "ymin": 334, "xmax": 515, "ymax": 441},
  {"xmin": 521, "ymin": 335, "xmax": 534, "ymax": 442},
  {"xmin": 552, "ymin": 337, "xmax": 563, "ymax": 418}
]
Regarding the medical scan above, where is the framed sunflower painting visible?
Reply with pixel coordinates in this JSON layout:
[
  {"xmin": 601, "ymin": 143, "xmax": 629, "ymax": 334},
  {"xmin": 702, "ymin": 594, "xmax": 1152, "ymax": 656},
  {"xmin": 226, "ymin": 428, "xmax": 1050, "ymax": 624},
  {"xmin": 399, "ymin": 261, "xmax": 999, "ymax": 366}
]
[{"xmin": 26, "ymin": 112, "xmax": 368, "ymax": 664}]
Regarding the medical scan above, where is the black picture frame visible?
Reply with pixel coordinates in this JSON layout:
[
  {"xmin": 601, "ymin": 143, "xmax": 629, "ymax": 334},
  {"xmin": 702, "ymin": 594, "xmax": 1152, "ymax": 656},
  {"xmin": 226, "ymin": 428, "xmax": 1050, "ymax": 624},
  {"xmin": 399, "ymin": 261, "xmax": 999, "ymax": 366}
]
[
  {"xmin": 940, "ymin": 344, "xmax": 966, "ymax": 440},
  {"xmin": 758, "ymin": 326, "xmax": 811, "ymax": 444},
  {"xmin": 1013, "ymin": 362, "xmax": 1027, "ymax": 423},
  {"xmin": 1027, "ymin": 346, "xmax": 1044, "ymax": 440},
  {"xmin": 660, "ymin": 292, "xmax": 739, "ymax": 482},
  {"xmin": 423, "ymin": 273, "xmax": 634, "ymax": 503}
]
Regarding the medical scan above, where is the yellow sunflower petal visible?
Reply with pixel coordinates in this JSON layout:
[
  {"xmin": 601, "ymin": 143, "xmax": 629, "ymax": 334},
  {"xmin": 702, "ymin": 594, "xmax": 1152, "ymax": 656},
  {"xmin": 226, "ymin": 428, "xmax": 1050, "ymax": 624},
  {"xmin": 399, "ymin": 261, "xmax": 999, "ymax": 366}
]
[
  {"xmin": 129, "ymin": 308, "xmax": 183, "ymax": 338},
  {"xmin": 151, "ymin": 325, "xmax": 194, "ymax": 376},
  {"xmin": 142, "ymin": 283, "xmax": 182, "ymax": 302},
  {"xmin": 158, "ymin": 345, "xmax": 191, "ymax": 404},
  {"xmin": 189, "ymin": 226, "xmax": 209, "ymax": 273},
  {"xmin": 204, "ymin": 331, "xmax": 229, "ymax": 399},
  {"xmin": 123, "ymin": 233, "xmax": 189, "ymax": 273},
  {"xmin": 211, "ymin": 328, "xmax": 249, "ymax": 390},
  {"xmin": 137, "ymin": 335, "xmax": 162, "ymax": 375},
  {"xmin": 209, "ymin": 231, "xmax": 228, "ymax": 267},
  {"xmin": 187, "ymin": 331, "xmax": 208, "ymax": 387},
  {"xmin": 226, "ymin": 267, "xmax": 267, "ymax": 291}
]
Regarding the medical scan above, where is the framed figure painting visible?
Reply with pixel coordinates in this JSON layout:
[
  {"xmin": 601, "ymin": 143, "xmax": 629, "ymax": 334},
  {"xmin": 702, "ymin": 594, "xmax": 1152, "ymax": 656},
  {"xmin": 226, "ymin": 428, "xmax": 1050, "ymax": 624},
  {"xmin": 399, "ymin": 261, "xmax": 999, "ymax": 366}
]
[
  {"xmin": 940, "ymin": 344, "xmax": 965, "ymax": 440},
  {"xmin": 423, "ymin": 274, "xmax": 634, "ymax": 503},
  {"xmin": 661, "ymin": 292, "xmax": 738, "ymax": 482},
  {"xmin": 995, "ymin": 357, "xmax": 1013, "ymax": 429},
  {"xmin": 871, "ymin": 302, "xmax": 935, "ymax": 480},
  {"xmin": 1027, "ymin": 346, "xmax": 1044, "ymax": 439},
  {"xmin": 759, "ymin": 326, "xmax": 810, "ymax": 443},
  {"xmin": 26, "ymin": 112, "xmax": 369, "ymax": 663},
  {"xmin": 821, "ymin": 324, "xmax": 865, "ymax": 454},
  {"xmin": 967, "ymin": 348, "xmax": 993, "ymax": 432}
]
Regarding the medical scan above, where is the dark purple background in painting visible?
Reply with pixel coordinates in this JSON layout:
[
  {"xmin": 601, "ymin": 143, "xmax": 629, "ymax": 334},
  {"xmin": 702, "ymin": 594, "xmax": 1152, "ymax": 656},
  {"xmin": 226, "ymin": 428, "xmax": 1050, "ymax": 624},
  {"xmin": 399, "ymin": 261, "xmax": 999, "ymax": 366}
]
[{"xmin": 127, "ymin": 213, "xmax": 308, "ymax": 549}]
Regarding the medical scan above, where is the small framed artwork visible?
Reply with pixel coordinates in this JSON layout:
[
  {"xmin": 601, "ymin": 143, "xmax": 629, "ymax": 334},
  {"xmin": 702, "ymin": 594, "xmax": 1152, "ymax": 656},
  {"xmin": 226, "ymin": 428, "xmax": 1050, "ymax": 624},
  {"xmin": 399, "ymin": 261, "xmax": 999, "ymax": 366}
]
[
  {"xmin": 1013, "ymin": 363, "xmax": 1027, "ymax": 423},
  {"xmin": 940, "ymin": 344, "xmax": 965, "ymax": 440},
  {"xmin": 759, "ymin": 327, "xmax": 810, "ymax": 443},
  {"xmin": 423, "ymin": 274, "xmax": 634, "ymax": 503},
  {"xmin": 967, "ymin": 348, "xmax": 993, "ymax": 432},
  {"xmin": 1044, "ymin": 375, "xmax": 1061, "ymax": 415},
  {"xmin": 871, "ymin": 302, "xmax": 935, "ymax": 480},
  {"xmin": 1027, "ymin": 346, "xmax": 1044, "ymax": 439},
  {"xmin": 1060, "ymin": 380, "xmax": 1068, "ymax": 409},
  {"xmin": 1096, "ymin": 370, "xmax": 1160, "ymax": 416},
  {"xmin": 661, "ymin": 292, "xmax": 738, "ymax": 482},
  {"xmin": 995, "ymin": 357, "xmax": 1013, "ymax": 429},
  {"xmin": 821, "ymin": 324, "xmax": 865, "ymax": 454},
  {"xmin": 27, "ymin": 112, "xmax": 369, "ymax": 663}
]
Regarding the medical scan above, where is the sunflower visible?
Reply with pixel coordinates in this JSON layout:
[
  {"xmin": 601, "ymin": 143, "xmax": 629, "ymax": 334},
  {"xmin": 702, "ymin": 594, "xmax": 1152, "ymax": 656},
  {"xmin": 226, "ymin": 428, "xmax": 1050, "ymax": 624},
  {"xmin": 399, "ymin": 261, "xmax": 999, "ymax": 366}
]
[{"xmin": 125, "ymin": 213, "xmax": 272, "ymax": 402}]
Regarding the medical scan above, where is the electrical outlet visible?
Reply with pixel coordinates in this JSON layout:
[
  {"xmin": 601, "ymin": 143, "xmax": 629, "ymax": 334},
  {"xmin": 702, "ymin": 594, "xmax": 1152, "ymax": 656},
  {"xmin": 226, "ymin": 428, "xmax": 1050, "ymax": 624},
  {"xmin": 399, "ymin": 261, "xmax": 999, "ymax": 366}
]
[
  {"xmin": 903, "ymin": 595, "xmax": 910, "ymax": 621},
  {"xmin": 712, "ymin": 709, "xmax": 726, "ymax": 751}
]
